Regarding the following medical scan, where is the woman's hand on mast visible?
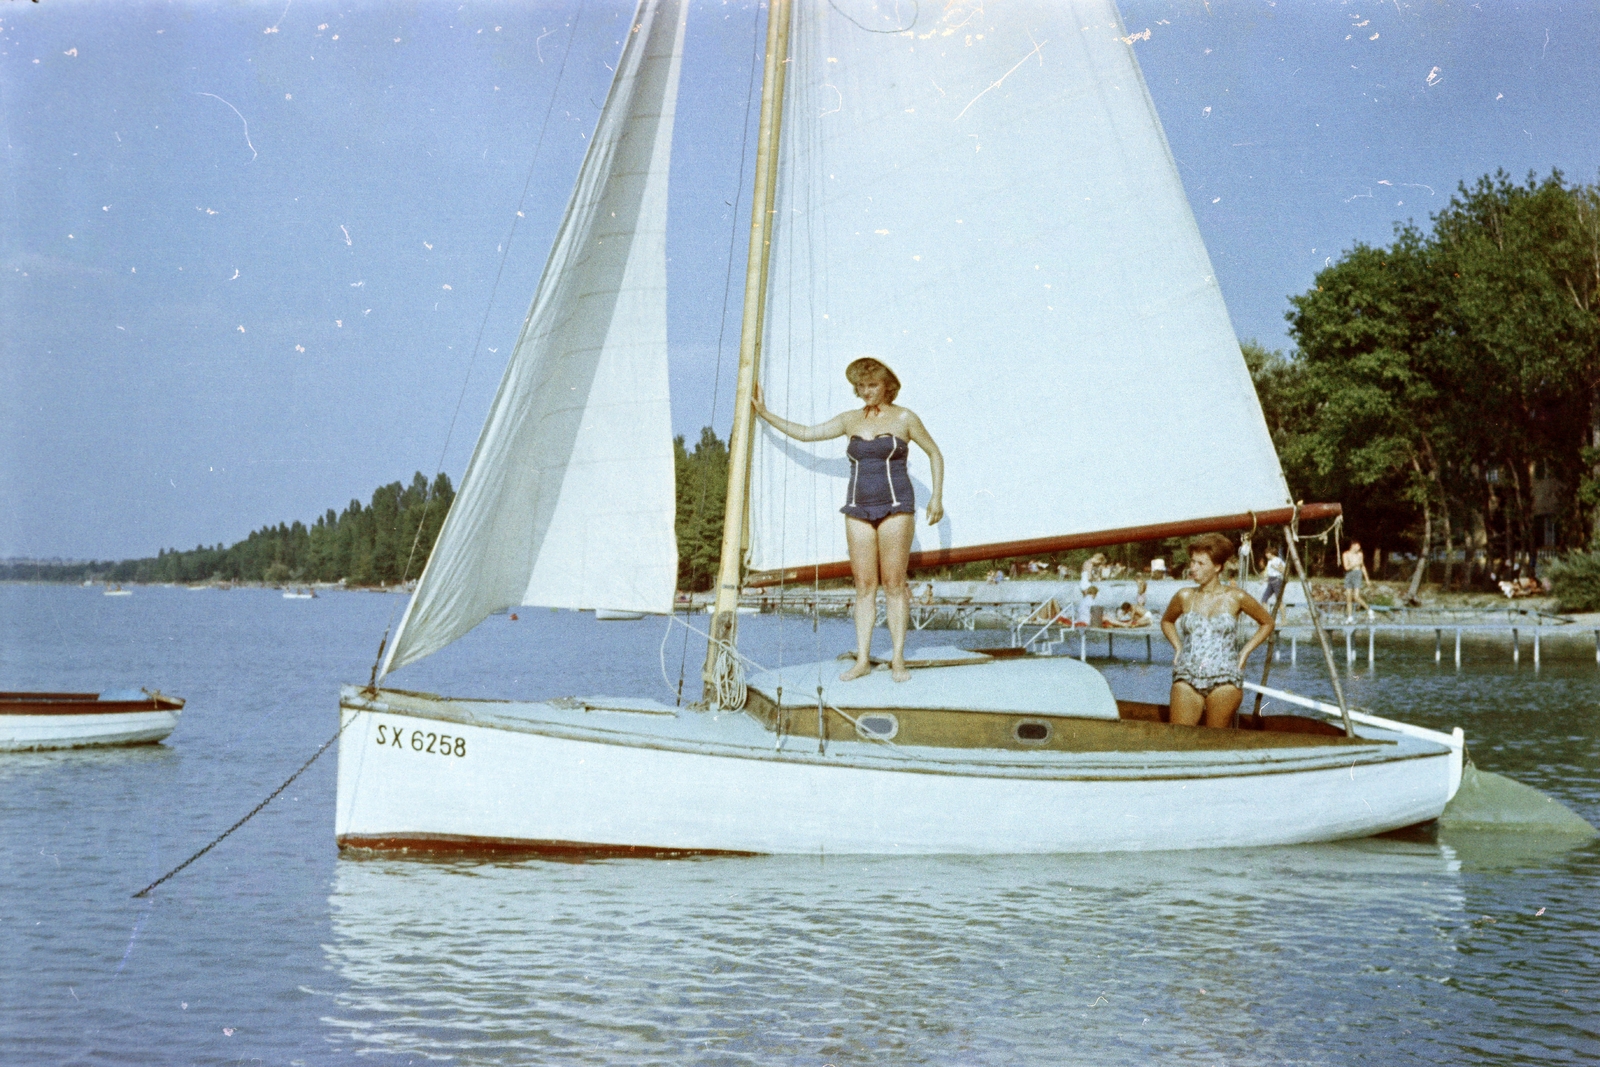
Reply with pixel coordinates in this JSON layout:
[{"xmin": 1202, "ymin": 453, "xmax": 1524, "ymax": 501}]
[{"xmin": 751, "ymin": 381, "xmax": 770, "ymax": 421}]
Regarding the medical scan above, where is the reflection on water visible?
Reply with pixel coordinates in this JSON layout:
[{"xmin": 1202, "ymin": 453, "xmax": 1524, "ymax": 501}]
[
  {"xmin": 323, "ymin": 840, "xmax": 1537, "ymax": 1065},
  {"xmin": 5, "ymin": 586, "xmax": 1598, "ymax": 1065}
]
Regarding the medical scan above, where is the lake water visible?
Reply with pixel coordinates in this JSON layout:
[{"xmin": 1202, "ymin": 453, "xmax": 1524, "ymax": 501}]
[{"xmin": 2, "ymin": 584, "xmax": 1596, "ymax": 1065}]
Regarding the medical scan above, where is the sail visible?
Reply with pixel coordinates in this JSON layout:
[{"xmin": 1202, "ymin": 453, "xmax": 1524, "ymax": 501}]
[
  {"xmin": 747, "ymin": 0, "xmax": 1291, "ymax": 578},
  {"xmin": 381, "ymin": 0, "xmax": 687, "ymax": 676}
]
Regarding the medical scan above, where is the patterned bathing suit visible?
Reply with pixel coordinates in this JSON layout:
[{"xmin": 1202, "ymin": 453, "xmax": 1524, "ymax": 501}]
[
  {"xmin": 1172, "ymin": 611, "xmax": 1243, "ymax": 695},
  {"xmin": 841, "ymin": 434, "xmax": 915, "ymax": 525}
]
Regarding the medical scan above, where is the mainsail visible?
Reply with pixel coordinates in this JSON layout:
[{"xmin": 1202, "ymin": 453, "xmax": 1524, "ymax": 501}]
[
  {"xmin": 746, "ymin": 0, "xmax": 1291, "ymax": 579},
  {"xmin": 381, "ymin": 0, "xmax": 687, "ymax": 676}
]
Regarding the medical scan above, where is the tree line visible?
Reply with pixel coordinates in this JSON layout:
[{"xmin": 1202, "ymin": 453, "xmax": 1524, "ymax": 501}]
[
  {"xmin": 1249, "ymin": 168, "xmax": 1600, "ymax": 599},
  {"xmin": 2, "ymin": 473, "xmax": 454, "ymax": 586}
]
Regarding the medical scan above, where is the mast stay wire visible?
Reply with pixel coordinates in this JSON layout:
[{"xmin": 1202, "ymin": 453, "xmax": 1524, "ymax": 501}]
[
  {"xmin": 675, "ymin": 2, "xmax": 766, "ymax": 704},
  {"xmin": 135, "ymin": 9, "xmax": 587, "ymax": 900},
  {"xmin": 369, "ymin": 3, "xmax": 586, "ymax": 683}
]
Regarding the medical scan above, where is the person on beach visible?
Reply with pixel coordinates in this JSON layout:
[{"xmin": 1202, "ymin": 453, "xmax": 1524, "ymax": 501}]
[
  {"xmin": 751, "ymin": 358, "xmax": 944, "ymax": 683},
  {"xmin": 1161, "ymin": 533, "xmax": 1275, "ymax": 728},
  {"xmin": 1342, "ymin": 540, "xmax": 1373, "ymax": 622}
]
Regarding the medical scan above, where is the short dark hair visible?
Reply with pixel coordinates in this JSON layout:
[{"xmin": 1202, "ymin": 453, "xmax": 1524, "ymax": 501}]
[{"xmin": 1187, "ymin": 532, "xmax": 1235, "ymax": 567}]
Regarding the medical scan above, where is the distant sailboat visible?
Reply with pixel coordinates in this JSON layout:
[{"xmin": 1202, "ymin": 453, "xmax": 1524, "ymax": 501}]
[
  {"xmin": 335, "ymin": 0, "xmax": 1464, "ymax": 855},
  {"xmin": 103, "ymin": 584, "xmax": 132, "ymax": 597}
]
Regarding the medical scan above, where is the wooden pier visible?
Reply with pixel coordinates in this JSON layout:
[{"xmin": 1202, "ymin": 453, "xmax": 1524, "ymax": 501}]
[
  {"xmin": 1024, "ymin": 621, "xmax": 1600, "ymax": 669},
  {"xmin": 738, "ymin": 584, "xmax": 1598, "ymax": 669}
]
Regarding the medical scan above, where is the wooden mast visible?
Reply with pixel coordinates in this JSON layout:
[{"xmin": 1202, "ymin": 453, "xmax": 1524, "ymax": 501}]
[{"xmin": 702, "ymin": 0, "xmax": 791, "ymax": 702}]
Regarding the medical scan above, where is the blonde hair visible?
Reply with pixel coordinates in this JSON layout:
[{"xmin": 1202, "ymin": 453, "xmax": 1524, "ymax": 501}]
[{"xmin": 845, "ymin": 357, "xmax": 901, "ymax": 403}]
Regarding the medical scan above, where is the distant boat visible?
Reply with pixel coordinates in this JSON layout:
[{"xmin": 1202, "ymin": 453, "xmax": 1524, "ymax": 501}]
[
  {"xmin": 1, "ymin": 690, "xmax": 184, "ymax": 751},
  {"xmin": 103, "ymin": 585, "xmax": 132, "ymax": 597},
  {"xmin": 594, "ymin": 608, "xmax": 646, "ymax": 621},
  {"xmin": 283, "ymin": 588, "xmax": 317, "ymax": 600}
]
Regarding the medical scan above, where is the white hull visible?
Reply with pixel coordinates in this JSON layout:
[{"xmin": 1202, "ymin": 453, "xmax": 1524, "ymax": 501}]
[
  {"xmin": 336, "ymin": 682, "xmax": 1461, "ymax": 856},
  {"xmin": 1, "ymin": 709, "xmax": 180, "ymax": 751}
]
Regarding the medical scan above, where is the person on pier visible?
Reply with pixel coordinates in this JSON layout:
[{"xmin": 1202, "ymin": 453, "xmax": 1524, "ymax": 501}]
[
  {"xmin": 1161, "ymin": 533, "xmax": 1275, "ymax": 728},
  {"xmin": 751, "ymin": 358, "xmax": 944, "ymax": 683},
  {"xmin": 1342, "ymin": 539, "xmax": 1374, "ymax": 622}
]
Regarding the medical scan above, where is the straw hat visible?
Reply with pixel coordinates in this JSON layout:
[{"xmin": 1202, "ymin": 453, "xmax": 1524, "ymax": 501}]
[{"xmin": 844, "ymin": 357, "xmax": 901, "ymax": 399}]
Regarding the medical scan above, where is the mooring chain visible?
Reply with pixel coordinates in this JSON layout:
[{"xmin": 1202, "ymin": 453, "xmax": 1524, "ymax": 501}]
[{"xmin": 132, "ymin": 716, "xmax": 351, "ymax": 898}]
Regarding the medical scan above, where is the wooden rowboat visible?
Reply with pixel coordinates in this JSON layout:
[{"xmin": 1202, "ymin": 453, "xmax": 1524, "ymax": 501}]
[{"xmin": 0, "ymin": 690, "xmax": 184, "ymax": 751}]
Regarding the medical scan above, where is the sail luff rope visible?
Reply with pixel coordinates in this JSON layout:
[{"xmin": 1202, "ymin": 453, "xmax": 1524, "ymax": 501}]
[{"xmin": 368, "ymin": 2, "xmax": 585, "ymax": 685}]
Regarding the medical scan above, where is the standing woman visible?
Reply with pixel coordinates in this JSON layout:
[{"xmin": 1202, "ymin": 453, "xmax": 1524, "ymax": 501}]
[
  {"xmin": 752, "ymin": 358, "xmax": 944, "ymax": 683},
  {"xmin": 1161, "ymin": 533, "xmax": 1275, "ymax": 727}
]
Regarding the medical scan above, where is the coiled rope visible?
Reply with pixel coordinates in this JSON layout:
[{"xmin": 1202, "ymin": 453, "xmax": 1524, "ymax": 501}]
[{"xmin": 661, "ymin": 614, "xmax": 766, "ymax": 711}]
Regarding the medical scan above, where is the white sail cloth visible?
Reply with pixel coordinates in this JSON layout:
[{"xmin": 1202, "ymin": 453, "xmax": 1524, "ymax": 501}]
[
  {"xmin": 382, "ymin": 0, "xmax": 686, "ymax": 676},
  {"xmin": 747, "ymin": 0, "xmax": 1291, "ymax": 575}
]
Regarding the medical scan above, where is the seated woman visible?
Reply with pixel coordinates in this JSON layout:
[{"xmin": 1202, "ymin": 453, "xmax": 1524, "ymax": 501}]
[
  {"xmin": 1103, "ymin": 601, "xmax": 1152, "ymax": 628},
  {"xmin": 1160, "ymin": 533, "xmax": 1275, "ymax": 728},
  {"xmin": 752, "ymin": 357, "xmax": 944, "ymax": 683}
]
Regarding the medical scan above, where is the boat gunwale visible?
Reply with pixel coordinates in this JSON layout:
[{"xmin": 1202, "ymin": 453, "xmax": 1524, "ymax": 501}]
[
  {"xmin": 0, "ymin": 696, "xmax": 185, "ymax": 716},
  {"xmin": 339, "ymin": 686, "xmax": 1448, "ymax": 783}
]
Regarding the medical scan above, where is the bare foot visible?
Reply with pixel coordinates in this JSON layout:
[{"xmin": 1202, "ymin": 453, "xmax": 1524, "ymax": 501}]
[
  {"xmin": 891, "ymin": 661, "xmax": 912, "ymax": 683},
  {"xmin": 839, "ymin": 660, "xmax": 873, "ymax": 682}
]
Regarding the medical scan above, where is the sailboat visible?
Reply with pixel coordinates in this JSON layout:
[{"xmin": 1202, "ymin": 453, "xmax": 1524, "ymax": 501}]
[{"xmin": 335, "ymin": 0, "xmax": 1465, "ymax": 855}]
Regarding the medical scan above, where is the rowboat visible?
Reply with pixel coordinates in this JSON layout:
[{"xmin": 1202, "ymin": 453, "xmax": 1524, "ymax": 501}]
[
  {"xmin": 336, "ymin": 0, "xmax": 1465, "ymax": 855},
  {"xmin": 1, "ymin": 690, "xmax": 184, "ymax": 751}
]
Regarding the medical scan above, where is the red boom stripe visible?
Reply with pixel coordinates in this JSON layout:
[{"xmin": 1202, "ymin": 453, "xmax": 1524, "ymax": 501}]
[{"xmin": 744, "ymin": 503, "xmax": 1341, "ymax": 587}]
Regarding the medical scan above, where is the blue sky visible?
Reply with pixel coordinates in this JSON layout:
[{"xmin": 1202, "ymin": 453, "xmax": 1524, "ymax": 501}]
[{"xmin": 3, "ymin": 1, "xmax": 1597, "ymax": 561}]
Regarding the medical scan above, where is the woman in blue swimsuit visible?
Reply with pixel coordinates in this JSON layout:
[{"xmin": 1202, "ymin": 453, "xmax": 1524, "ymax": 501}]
[
  {"xmin": 1160, "ymin": 533, "xmax": 1275, "ymax": 728},
  {"xmin": 753, "ymin": 358, "xmax": 944, "ymax": 683}
]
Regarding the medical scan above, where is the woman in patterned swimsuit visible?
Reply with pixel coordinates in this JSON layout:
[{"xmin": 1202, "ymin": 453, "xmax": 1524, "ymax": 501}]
[
  {"xmin": 752, "ymin": 358, "xmax": 944, "ymax": 683},
  {"xmin": 1159, "ymin": 532, "xmax": 1275, "ymax": 728}
]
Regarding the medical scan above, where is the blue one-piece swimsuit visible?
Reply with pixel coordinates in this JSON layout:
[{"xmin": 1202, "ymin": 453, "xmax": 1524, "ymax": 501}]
[{"xmin": 842, "ymin": 434, "xmax": 915, "ymax": 525}]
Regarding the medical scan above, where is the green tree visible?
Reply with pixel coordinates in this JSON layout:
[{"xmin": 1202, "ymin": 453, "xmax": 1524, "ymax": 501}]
[{"xmin": 674, "ymin": 427, "xmax": 729, "ymax": 592}]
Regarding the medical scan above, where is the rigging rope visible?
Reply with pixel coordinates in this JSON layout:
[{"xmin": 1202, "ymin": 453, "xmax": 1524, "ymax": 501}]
[{"xmin": 369, "ymin": 3, "xmax": 585, "ymax": 684}]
